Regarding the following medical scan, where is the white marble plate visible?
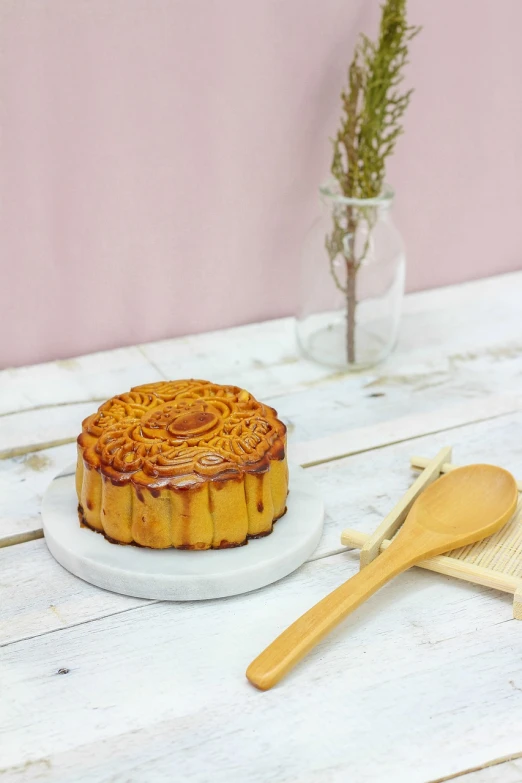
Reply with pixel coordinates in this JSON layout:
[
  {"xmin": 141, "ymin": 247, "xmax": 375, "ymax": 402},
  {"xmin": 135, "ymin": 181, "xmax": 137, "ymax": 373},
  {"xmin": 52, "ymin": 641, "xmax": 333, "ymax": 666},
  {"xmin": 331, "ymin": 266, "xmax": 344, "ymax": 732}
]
[{"xmin": 42, "ymin": 464, "xmax": 324, "ymax": 600}]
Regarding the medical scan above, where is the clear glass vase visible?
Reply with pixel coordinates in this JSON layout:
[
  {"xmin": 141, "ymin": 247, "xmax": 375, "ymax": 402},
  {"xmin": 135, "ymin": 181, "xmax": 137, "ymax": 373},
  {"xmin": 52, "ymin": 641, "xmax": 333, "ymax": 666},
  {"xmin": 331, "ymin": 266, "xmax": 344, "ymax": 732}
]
[{"xmin": 296, "ymin": 182, "xmax": 405, "ymax": 370}]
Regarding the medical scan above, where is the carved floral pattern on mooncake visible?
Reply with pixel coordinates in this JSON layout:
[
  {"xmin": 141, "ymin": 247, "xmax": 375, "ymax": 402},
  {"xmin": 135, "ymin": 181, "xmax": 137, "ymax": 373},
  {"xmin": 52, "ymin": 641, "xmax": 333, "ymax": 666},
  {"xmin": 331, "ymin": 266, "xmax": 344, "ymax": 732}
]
[{"xmin": 80, "ymin": 380, "xmax": 286, "ymax": 480}]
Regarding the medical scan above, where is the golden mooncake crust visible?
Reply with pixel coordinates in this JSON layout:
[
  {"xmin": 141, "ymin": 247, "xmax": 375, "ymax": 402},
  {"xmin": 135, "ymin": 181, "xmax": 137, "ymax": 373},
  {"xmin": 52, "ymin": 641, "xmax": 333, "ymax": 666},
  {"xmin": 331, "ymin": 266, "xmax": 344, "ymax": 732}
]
[{"xmin": 75, "ymin": 380, "xmax": 288, "ymax": 549}]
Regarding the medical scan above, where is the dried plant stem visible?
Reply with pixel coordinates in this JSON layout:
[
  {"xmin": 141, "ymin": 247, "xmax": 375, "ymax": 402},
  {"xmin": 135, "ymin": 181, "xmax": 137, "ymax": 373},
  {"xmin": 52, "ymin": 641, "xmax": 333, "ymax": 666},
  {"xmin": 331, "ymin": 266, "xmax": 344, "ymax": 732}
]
[{"xmin": 345, "ymin": 206, "xmax": 357, "ymax": 364}]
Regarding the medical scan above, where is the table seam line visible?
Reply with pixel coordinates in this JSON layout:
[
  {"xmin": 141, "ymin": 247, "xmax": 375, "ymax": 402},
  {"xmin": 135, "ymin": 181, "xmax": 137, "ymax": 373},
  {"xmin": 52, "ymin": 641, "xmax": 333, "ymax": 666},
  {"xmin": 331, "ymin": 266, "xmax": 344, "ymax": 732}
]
[{"xmin": 424, "ymin": 748, "xmax": 522, "ymax": 782}]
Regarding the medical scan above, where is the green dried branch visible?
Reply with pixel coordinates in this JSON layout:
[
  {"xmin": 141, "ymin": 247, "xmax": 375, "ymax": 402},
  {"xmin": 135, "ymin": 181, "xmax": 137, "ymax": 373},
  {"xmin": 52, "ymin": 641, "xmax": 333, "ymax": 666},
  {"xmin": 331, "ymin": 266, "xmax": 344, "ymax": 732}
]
[{"xmin": 331, "ymin": 0, "xmax": 420, "ymax": 201}]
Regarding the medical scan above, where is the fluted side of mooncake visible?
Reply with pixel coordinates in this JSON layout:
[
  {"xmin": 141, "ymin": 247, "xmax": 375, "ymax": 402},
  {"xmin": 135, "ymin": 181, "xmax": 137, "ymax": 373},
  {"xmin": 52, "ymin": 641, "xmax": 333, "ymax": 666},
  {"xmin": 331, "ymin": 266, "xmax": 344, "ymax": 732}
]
[{"xmin": 76, "ymin": 380, "xmax": 288, "ymax": 549}]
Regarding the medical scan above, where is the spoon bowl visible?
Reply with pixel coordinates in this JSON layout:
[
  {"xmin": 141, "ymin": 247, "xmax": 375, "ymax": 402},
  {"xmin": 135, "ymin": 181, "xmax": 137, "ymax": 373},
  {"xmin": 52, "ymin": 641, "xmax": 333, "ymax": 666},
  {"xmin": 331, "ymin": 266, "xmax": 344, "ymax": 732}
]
[{"xmin": 395, "ymin": 463, "xmax": 519, "ymax": 557}]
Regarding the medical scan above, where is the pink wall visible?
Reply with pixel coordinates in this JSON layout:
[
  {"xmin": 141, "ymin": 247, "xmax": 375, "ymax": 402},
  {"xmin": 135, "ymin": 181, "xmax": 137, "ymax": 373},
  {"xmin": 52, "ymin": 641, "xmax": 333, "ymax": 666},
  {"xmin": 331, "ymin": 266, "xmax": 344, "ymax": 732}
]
[{"xmin": 1, "ymin": 0, "xmax": 522, "ymax": 368}]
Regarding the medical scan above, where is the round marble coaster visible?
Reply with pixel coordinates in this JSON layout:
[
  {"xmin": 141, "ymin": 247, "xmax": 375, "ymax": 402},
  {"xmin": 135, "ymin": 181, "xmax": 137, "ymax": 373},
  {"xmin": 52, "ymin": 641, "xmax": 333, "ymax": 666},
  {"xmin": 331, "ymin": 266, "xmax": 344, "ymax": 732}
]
[{"xmin": 42, "ymin": 464, "xmax": 324, "ymax": 601}]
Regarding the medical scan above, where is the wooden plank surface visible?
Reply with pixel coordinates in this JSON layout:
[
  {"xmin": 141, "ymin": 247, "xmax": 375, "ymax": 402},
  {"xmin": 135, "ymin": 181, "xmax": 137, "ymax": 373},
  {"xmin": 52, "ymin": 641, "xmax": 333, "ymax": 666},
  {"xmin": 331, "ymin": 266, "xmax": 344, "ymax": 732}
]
[
  {"xmin": 0, "ymin": 538, "xmax": 149, "ymax": 645},
  {"xmin": 453, "ymin": 760, "xmax": 522, "ymax": 783},
  {"xmin": 1, "ymin": 551, "xmax": 521, "ymax": 783},
  {"xmin": 4, "ymin": 320, "xmax": 522, "ymax": 460},
  {"xmin": 0, "ymin": 442, "xmax": 77, "ymax": 544},
  {"xmin": 0, "ymin": 346, "xmax": 163, "ymax": 416}
]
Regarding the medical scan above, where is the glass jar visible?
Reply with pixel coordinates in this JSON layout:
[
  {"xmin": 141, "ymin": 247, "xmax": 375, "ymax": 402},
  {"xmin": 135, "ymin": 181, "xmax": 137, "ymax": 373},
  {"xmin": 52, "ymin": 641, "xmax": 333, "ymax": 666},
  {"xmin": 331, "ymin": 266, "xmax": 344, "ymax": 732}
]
[{"xmin": 296, "ymin": 182, "xmax": 405, "ymax": 370}]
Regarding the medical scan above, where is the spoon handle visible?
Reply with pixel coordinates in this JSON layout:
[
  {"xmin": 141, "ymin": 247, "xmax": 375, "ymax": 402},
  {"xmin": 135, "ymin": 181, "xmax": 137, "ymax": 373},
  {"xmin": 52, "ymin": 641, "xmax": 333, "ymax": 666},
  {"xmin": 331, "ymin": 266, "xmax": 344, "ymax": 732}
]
[{"xmin": 246, "ymin": 540, "xmax": 417, "ymax": 690}]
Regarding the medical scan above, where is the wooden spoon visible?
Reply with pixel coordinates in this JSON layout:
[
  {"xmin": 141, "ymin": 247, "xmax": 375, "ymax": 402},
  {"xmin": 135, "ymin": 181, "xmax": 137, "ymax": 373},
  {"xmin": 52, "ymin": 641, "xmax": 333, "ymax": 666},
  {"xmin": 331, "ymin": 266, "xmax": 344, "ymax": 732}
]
[{"xmin": 247, "ymin": 464, "xmax": 518, "ymax": 690}]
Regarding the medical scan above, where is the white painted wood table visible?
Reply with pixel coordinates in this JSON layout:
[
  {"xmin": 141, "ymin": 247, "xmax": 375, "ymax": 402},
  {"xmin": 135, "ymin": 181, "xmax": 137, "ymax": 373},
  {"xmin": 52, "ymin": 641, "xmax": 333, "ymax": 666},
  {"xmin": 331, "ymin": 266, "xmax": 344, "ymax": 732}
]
[{"xmin": 2, "ymin": 272, "xmax": 522, "ymax": 783}]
